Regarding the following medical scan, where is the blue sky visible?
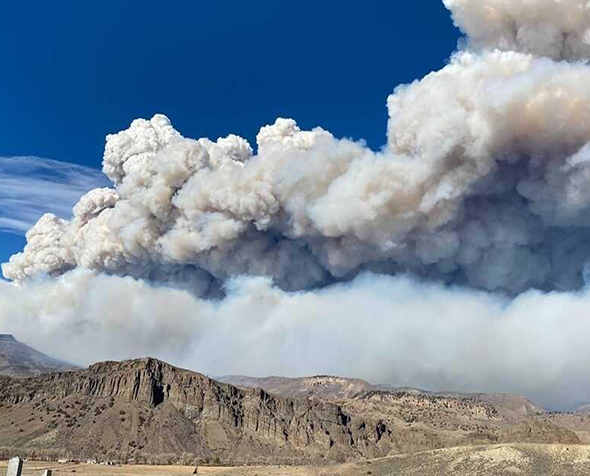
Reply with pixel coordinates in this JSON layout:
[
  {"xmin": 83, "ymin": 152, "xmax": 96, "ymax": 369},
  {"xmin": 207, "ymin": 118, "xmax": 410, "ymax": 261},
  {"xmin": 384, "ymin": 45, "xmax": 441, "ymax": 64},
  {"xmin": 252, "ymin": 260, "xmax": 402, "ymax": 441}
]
[{"xmin": 0, "ymin": 0, "xmax": 460, "ymax": 268}]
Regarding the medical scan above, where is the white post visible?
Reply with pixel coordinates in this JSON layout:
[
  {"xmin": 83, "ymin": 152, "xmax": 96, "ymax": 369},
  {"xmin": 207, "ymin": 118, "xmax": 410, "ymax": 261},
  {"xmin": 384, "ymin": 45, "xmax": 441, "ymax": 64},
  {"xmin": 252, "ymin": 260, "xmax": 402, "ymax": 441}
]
[{"xmin": 6, "ymin": 457, "xmax": 23, "ymax": 476}]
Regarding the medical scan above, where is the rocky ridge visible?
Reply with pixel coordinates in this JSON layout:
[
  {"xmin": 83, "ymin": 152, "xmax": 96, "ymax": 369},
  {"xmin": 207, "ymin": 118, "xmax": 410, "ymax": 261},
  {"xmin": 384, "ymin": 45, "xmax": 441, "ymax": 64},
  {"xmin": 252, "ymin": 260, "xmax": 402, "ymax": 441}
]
[{"xmin": 0, "ymin": 358, "xmax": 580, "ymax": 465}]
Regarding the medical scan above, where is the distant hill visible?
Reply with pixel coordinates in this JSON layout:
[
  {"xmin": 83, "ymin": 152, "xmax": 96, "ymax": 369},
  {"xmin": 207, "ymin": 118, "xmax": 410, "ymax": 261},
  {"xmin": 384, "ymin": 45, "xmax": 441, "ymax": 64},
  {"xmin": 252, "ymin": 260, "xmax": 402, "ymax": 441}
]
[
  {"xmin": 0, "ymin": 334, "xmax": 76, "ymax": 378},
  {"xmin": 216, "ymin": 374, "xmax": 376, "ymax": 399},
  {"xmin": 217, "ymin": 374, "xmax": 546, "ymax": 419},
  {"xmin": 472, "ymin": 393, "xmax": 546, "ymax": 420}
]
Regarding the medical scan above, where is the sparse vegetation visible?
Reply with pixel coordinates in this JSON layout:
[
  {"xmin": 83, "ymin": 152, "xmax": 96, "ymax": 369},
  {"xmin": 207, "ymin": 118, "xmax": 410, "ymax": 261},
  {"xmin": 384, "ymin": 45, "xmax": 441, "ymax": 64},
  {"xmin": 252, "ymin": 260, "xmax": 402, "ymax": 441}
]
[{"xmin": 0, "ymin": 358, "xmax": 585, "ymax": 468}]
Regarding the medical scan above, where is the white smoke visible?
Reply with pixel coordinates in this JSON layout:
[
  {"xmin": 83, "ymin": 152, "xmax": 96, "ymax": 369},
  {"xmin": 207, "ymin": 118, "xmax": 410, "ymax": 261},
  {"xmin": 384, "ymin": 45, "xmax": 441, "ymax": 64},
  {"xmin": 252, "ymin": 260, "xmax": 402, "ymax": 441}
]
[
  {"xmin": 7, "ymin": 52, "xmax": 590, "ymax": 292},
  {"xmin": 444, "ymin": 0, "xmax": 590, "ymax": 60},
  {"xmin": 3, "ymin": 0, "xmax": 590, "ymax": 408},
  {"xmin": 2, "ymin": 270, "xmax": 590, "ymax": 410}
]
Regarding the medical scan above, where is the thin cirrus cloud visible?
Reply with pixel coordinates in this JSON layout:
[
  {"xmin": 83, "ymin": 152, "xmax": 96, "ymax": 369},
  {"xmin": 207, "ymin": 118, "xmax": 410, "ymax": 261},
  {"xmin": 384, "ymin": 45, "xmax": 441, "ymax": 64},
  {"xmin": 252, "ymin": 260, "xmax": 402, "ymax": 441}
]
[{"xmin": 0, "ymin": 156, "xmax": 109, "ymax": 235}]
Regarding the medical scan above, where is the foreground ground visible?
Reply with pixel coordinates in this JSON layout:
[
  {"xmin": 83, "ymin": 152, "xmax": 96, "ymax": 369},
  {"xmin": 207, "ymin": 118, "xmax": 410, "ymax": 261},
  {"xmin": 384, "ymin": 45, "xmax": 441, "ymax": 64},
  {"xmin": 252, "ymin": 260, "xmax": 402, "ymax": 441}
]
[{"xmin": 4, "ymin": 444, "xmax": 590, "ymax": 476}]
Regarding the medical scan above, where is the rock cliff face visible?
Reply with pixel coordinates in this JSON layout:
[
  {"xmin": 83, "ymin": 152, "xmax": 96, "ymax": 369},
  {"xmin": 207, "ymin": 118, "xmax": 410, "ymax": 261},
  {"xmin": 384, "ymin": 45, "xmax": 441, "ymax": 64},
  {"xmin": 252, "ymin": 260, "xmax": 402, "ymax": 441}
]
[
  {"xmin": 0, "ymin": 358, "xmax": 580, "ymax": 465},
  {"xmin": 0, "ymin": 358, "xmax": 393, "ymax": 463}
]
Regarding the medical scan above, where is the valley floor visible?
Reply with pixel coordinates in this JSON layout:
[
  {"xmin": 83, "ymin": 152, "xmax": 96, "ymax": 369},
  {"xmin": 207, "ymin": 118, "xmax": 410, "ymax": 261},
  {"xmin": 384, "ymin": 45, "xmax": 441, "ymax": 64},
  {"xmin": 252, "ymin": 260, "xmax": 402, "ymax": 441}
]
[{"xmin": 5, "ymin": 444, "xmax": 590, "ymax": 476}]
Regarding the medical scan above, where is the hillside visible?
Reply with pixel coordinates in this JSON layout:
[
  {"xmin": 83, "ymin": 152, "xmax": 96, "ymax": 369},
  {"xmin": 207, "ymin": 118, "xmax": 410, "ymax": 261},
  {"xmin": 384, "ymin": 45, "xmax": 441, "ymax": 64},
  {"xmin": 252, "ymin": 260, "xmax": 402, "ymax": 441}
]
[
  {"xmin": 218, "ymin": 375, "xmax": 546, "ymax": 419},
  {"xmin": 210, "ymin": 444, "xmax": 590, "ymax": 476},
  {"xmin": 0, "ymin": 334, "xmax": 75, "ymax": 378},
  {"xmin": 0, "ymin": 358, "xmax": 580, "ymax": 465}
]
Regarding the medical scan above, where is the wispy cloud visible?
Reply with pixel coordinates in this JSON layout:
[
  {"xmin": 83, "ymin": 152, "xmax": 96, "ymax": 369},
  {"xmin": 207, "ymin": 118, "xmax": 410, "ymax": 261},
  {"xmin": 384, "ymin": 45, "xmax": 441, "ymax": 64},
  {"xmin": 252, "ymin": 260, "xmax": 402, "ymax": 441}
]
[{"xmin": 0, "ymin": 156, "xmax": 110, "ymax": 235}]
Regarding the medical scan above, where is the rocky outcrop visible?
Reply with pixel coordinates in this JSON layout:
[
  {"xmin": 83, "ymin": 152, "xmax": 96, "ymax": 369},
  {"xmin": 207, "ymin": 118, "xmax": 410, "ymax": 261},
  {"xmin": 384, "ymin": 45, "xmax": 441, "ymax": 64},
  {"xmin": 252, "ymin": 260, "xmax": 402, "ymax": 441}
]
[
  {"xmin": 0, "ymin": 358, "xmax": 580, "ymax": 464},
  {"xmin": 0, "ymin": 358, "xmax": 391, "ymax": 463}
]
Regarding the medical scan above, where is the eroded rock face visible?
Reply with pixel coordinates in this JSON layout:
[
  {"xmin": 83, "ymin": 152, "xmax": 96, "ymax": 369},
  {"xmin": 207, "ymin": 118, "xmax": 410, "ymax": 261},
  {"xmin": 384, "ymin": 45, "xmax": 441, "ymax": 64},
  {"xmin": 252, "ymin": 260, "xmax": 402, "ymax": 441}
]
[
  {"xmin": 0, "ymin": 358, "xmax": 391, "ymax": 463},
  {"xmin": 0, "ymin": 358, "xmax": 580, "ymax": 464}
]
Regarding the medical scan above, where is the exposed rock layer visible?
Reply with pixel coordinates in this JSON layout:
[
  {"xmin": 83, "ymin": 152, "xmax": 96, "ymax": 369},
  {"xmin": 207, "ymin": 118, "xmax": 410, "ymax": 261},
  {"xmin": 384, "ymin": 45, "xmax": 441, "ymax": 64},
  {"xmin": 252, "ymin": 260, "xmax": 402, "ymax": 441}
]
[{"xmin": 0, "ymin": 358, "xmax": 580, "ymax": 464}]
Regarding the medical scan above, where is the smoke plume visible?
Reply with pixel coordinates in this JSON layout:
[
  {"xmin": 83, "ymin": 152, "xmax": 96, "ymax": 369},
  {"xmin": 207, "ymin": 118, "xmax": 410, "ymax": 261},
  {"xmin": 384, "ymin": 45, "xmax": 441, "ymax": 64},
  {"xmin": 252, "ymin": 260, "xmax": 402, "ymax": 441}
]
[
  {"xmin": 1, "ymin": 270, "xmax": 590, "ymax": 410},
  {"xmin": 3, "ymin": 0, "xmax": 590, "ymax": 409},
  {"xmin": 444, "ymin": 0, "xmax": 590, "ymax": 60}
]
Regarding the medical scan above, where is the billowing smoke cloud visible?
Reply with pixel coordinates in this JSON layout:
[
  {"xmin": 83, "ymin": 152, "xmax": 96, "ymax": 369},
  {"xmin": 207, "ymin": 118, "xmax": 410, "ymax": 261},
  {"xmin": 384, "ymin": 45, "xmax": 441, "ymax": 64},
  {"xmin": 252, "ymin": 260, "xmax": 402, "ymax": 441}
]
[
  {"xmin": 1, "ymin": 270, "xmax": 590, "ymax": 410},
  {"xmin": 3, "ymin": 0, "xmax": 590, "ymax": 408},
  {"xmin": 444, "ymin": 0, "xmax": 590, "ymax": 60},
  {"xmin": 7, "ymin": 45, "xmax": 590, "ymax": 293}
]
